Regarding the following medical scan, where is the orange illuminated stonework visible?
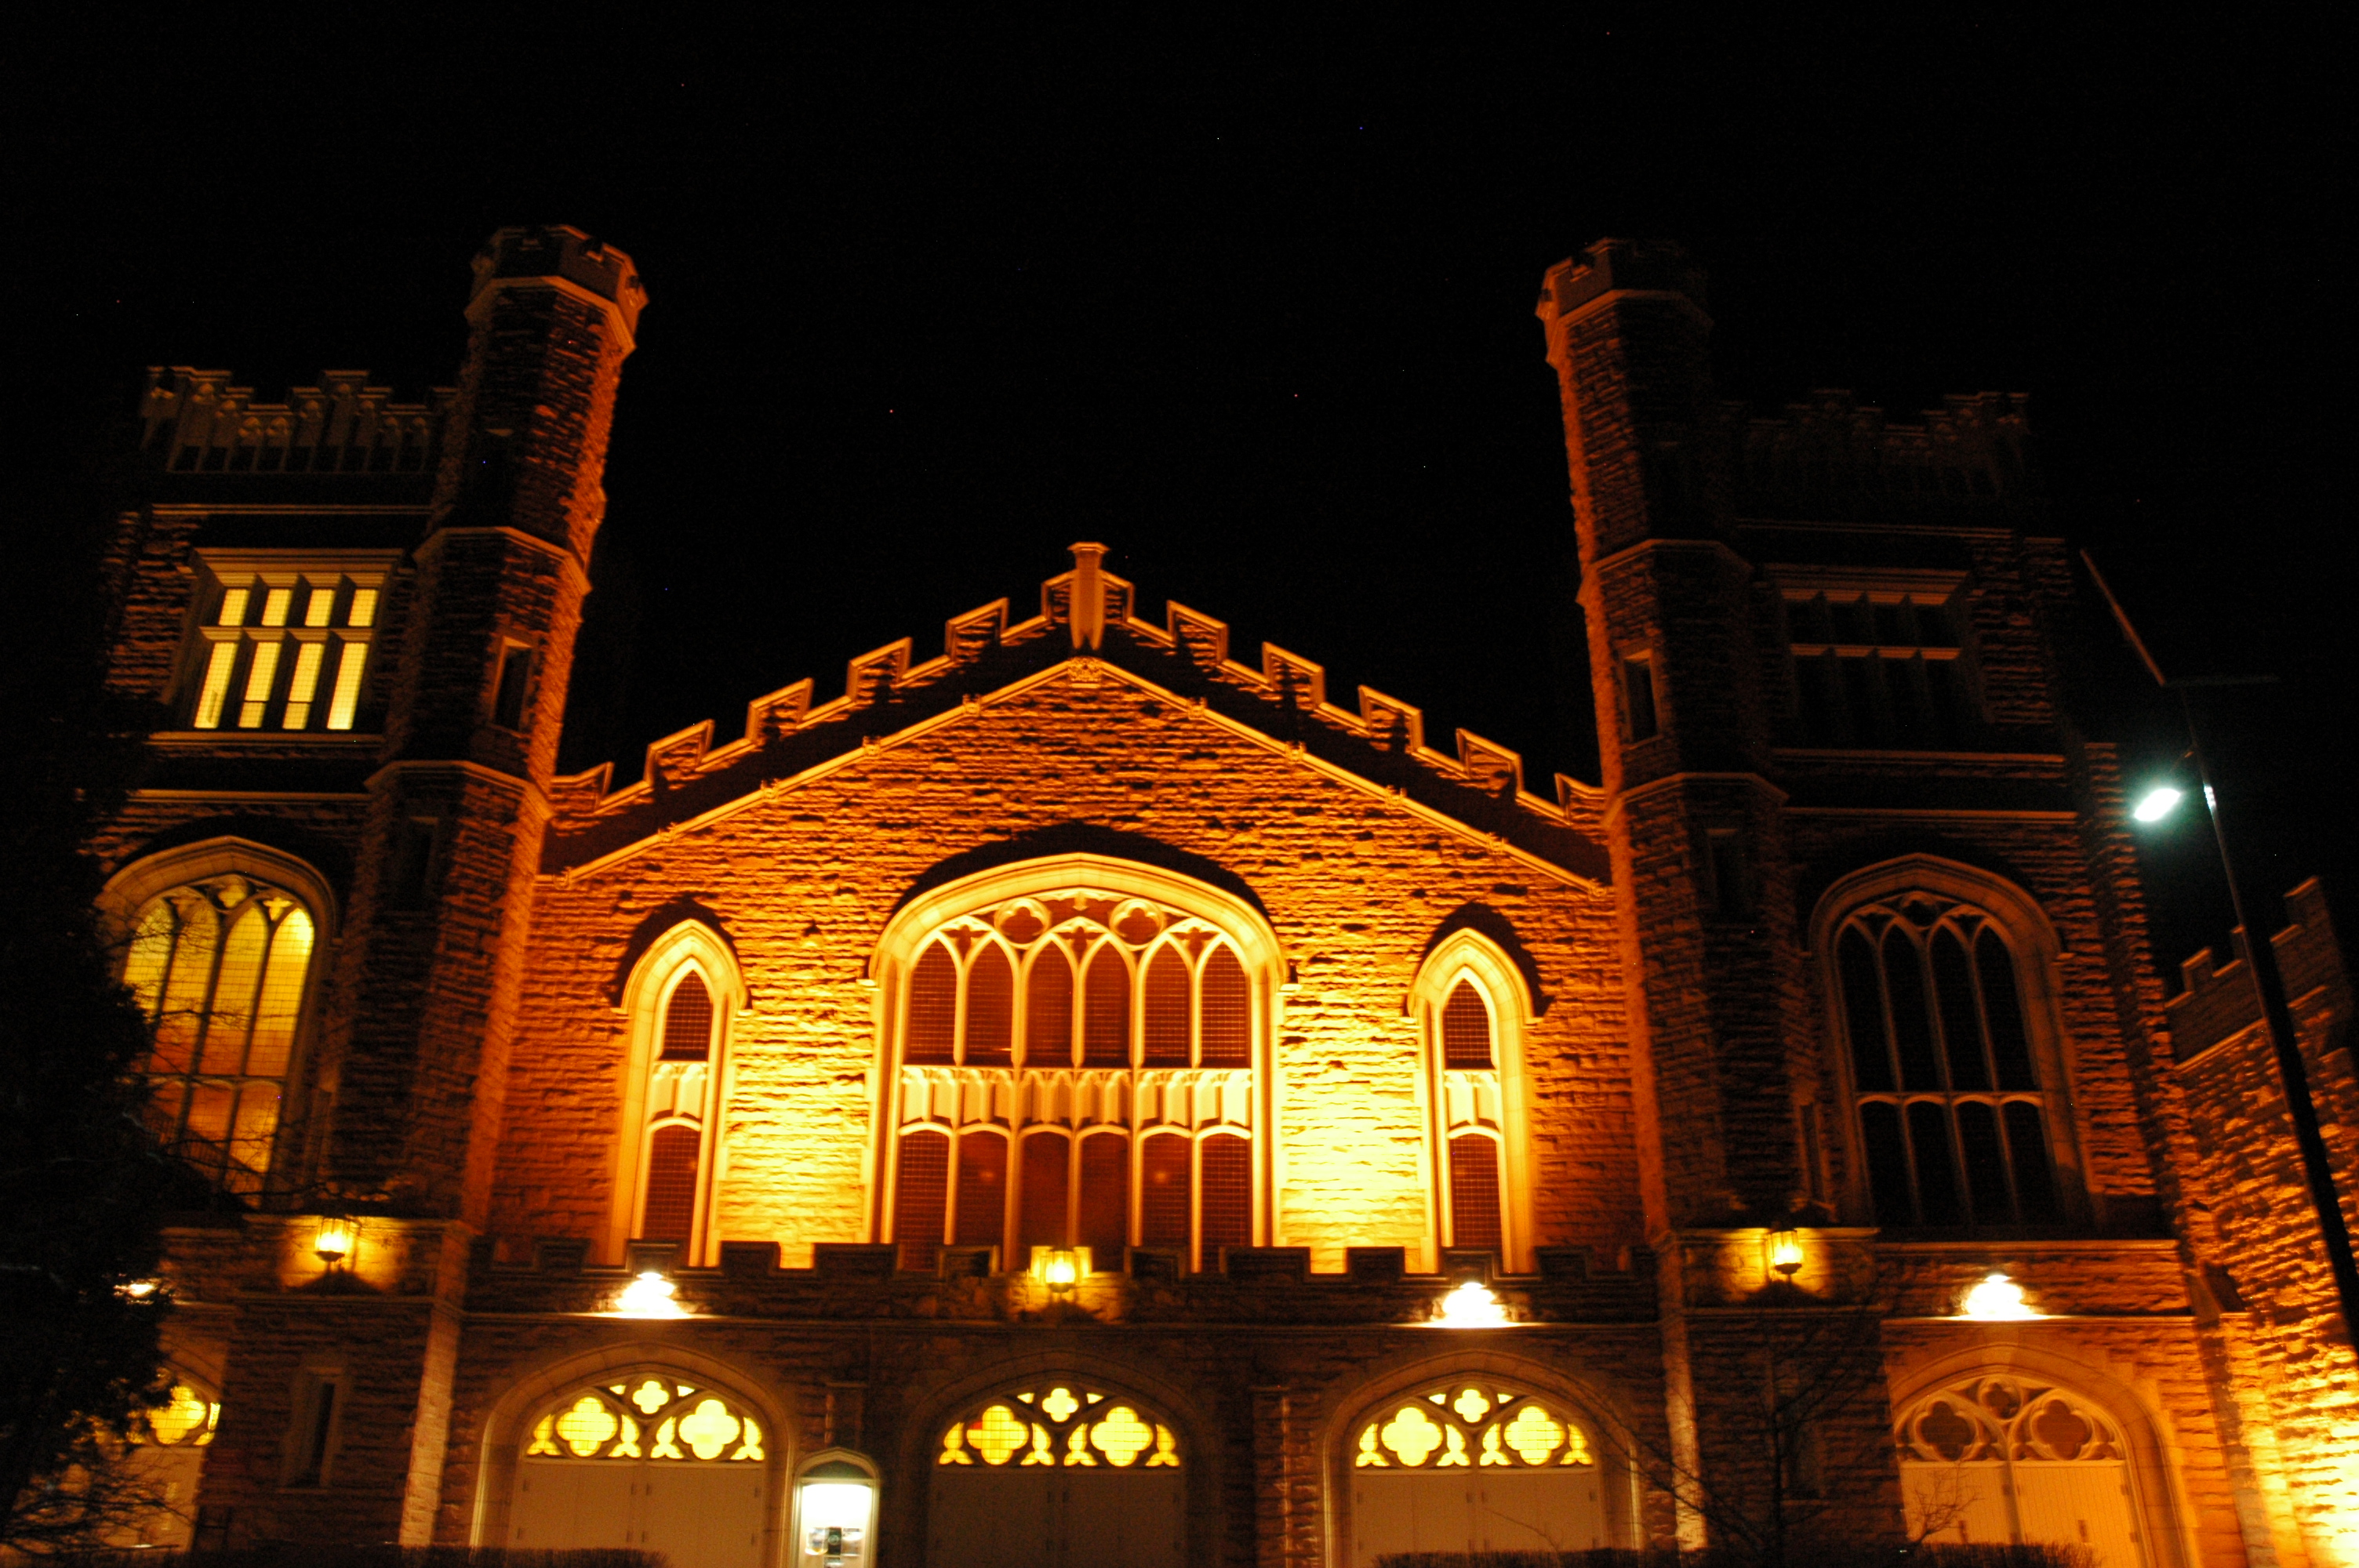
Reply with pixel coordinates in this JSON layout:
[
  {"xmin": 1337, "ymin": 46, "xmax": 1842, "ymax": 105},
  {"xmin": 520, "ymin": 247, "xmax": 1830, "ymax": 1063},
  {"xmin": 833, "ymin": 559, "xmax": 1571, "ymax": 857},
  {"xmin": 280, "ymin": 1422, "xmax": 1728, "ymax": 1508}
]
[{"xmin": 82, "ymin": 229, "xmax": 2355, "ymax": 1565}]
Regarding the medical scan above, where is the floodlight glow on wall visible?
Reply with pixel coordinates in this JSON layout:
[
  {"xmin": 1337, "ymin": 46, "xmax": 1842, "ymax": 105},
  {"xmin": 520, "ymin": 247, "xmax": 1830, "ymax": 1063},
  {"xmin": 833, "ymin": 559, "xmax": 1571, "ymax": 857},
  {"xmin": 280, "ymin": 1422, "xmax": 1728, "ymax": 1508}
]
[
  {"xmin": 616, "ymin": 1270, "xmax": 689, "ymax": 1319},
  {"xmin": 1960, "ymin": 1271, "xmax": 2040, "ymax": 1320},
  {"xmin": 1434, "ymin": 1280, "xmax": 1510, "ymax": 1327}
]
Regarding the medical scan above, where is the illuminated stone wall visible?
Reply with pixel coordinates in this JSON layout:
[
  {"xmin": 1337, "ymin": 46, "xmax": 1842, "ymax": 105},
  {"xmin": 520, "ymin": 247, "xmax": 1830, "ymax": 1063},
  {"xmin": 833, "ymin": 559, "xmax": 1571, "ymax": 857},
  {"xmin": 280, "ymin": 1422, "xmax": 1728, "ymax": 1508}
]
[
  {"xmin": 2171, "ymin": 880, "xmax": 2359, "ymax": 1566},
  {"xmin": 498, "ymin": 655, "xmax": 1639, "ymax": 1271}
]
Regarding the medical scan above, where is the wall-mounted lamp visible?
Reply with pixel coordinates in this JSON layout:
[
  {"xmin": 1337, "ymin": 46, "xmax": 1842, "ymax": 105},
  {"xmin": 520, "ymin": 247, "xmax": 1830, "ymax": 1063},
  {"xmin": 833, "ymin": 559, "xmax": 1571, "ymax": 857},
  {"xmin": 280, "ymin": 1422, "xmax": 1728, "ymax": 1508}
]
[
  {"xmin": 1434, "ymin": 1279, "xmax": 1510, "ymax": 1327},
  {"xmin": 1030, "ymin": 1246, "xmax": 1088, "ymax": 1297},
  {"xmin": 1768, "ymin": 1221, "xmax": 1805, "ymax": 1283},
  {"xmin": 312, "ymin": 1217, "xmax": 355, "ymax": 1269},
  {"xmin": 793, "ymin": 1456, "xmax": 878, "ymax": 1566},
  {"xmin": 1960, "ymin": 1271, "xmax": 2040, "ymax": 1321},
  {"xmin": 616, "ymin": 1270, "xmax": 689, "ymax": 1319}
]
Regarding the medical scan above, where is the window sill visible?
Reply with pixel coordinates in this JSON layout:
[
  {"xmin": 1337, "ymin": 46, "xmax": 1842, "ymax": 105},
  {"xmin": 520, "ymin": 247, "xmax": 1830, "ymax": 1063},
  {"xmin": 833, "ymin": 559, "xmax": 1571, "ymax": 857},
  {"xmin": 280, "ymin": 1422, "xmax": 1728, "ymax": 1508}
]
[{"xmin": 150, "ymin": 730, "xmax": 380, "ymax": 746}]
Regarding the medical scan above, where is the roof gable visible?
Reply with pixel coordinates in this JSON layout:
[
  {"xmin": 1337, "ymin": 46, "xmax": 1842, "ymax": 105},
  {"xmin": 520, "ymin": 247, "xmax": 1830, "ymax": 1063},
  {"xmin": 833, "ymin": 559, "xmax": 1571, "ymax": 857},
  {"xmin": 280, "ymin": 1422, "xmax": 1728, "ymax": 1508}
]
[{"xmin": 547, "ymin": 545, "xmax": 1606, "ymax": 882}]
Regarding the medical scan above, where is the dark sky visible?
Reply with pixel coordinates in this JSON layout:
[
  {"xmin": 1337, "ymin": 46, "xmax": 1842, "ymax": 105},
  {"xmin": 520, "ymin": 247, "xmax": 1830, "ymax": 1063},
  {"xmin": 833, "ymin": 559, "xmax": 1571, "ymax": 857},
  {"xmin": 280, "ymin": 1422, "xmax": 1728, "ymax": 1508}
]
[{"xmin": 9, "ymin": 14, "xmax": 2346, "ymax": 977}]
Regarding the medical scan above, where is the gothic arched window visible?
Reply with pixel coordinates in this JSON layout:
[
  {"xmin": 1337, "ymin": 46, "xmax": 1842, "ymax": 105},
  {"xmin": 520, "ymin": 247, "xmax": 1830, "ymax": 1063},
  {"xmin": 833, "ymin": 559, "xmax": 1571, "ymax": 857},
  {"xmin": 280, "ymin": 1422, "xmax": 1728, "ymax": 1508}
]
[
  {"xmin": 1412, "ymin": 932, "xmax": 1535, "ymax": 1270},
  {"xmin": 1825, "ymin": 877, "xmax": 2068, "ymax": 1230},
  {"xmin": 612, "ymin": 926, "xmax": 739, "ymax": 1263},
  {"xmin": 880, "ymin": 859, "xmax": 1278, "ymax": 1274},
  {"xmin": 122, "ymin": 875, "xmax": 318, "ymax": 1193}
]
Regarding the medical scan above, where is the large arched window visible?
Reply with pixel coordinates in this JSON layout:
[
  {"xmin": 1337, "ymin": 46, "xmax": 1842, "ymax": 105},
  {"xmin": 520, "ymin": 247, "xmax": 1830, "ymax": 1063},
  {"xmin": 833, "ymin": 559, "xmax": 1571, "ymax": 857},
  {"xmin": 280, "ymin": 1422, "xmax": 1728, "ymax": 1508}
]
[
  {"xmin": 611, "ymin": 924, "xmax": 740, "ymax": 1265},
  {"xmin": 115, "ymin": 860, "xmax": 324, "ymax": 1195},
  {"xmin": 1818, "ymin": 862, "xmax": 2076, "ymax": 1230},
  {"xmin": 878, "ymin": 856, "xmax": 1279, "ymax": 1274},
  {"xmin": 1411, "ymin": 931, "xmax": 1536, "ymax": 1271}
]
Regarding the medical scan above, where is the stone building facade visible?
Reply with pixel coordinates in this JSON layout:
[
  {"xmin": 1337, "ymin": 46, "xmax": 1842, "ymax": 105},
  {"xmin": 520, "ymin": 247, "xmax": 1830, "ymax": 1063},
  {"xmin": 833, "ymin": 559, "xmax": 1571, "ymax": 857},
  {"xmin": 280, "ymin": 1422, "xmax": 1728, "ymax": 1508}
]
[{"xmin": 85, "ymin": 227, "xmax": 2356, "ymax": 1566}]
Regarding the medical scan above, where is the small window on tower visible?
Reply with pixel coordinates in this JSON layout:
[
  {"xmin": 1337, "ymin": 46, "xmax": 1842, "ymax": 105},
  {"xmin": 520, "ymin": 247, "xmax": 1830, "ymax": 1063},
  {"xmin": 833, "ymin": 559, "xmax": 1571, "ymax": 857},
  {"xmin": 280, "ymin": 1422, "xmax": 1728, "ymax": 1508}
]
[
  {"xmin": 386, "ymin": 817, "xmax": 443, "ymax": 909},
  {"xmin": 493, "ymin": 643, "xmax": 535, "ymax": 731},
  {"xmin": 1707, "ymin": 828, "xmax": 1754, "ymax": 921},
  {"xmin": 1620, "ymin": 652, "xmax": 1660, "ymax": 742}
]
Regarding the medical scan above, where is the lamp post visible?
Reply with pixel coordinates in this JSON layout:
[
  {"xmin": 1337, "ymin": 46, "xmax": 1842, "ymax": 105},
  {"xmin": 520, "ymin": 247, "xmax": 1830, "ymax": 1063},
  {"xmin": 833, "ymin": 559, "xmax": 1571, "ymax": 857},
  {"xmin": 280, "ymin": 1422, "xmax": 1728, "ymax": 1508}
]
[{"xmin": 2085, "ymin": 551, "xmax": 2359, "ymax": 1349}]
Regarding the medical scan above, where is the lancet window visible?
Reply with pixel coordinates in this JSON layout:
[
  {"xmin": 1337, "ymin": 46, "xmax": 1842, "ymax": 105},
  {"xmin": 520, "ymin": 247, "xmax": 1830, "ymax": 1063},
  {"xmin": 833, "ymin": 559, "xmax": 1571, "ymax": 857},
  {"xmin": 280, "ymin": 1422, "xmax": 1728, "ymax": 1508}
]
[
  {"xmin": 1352, "ymin": 1384, "xmax": 1594, "ymax": 1471},
  {"xmin": 122, "ymin": 875, "xmax": 317, "ymax": 1193},
  {"xmin": 522, "ymin": 1377, "xmax": 767, "ymax": 1465},
  {"xmin": 1833, "ymin": 895, "xmax": 2059, "ymax": 1229},
  {"xmin": 936, "ymin": 1385, "xmax": 1182, "ymax": 1472},
  {"xmin": 612, "ymin": 926, "xmax": 736, "ymax": 1263},
  {"xmin": 884, "ymin": 872, "xmax": 1272, "ymax": 1273},
  {"xmin": 187, "ymin": 556, "xmax": 391, "ymax": 733},
  {"xmin": 1412, "ymin": 932, "xmax": 1532, "ymax": 1269}
]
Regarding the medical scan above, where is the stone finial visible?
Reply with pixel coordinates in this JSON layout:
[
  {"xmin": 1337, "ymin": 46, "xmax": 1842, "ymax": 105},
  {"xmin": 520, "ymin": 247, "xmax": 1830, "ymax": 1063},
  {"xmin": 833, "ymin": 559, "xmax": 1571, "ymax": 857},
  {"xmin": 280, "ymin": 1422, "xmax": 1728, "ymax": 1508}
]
[{"xmin": 1069, "ymin": 542, "xmax": 1108, "ymax": 652}]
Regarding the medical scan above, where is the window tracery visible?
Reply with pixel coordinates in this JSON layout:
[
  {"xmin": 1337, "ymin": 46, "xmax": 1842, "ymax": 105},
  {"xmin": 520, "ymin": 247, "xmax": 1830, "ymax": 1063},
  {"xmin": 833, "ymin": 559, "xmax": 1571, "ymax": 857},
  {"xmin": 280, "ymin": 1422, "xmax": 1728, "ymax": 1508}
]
[
  {"xmin": 1352, "ymin": 1384, "xmax": 1594, "ymax": 1471},
  {"xmin": 522, "ymin": 1378, "xmax": 766, "ymax": 1465},
  {"xmin": 936, "ymin": 1385, "xmax": 1181, "ymax": 1471},
  {"xmin": 887, "ymin": 877, "xmax": 1268, "ymax": 1272},
  {"xmin": 133, "ymin": 1378, "xmax": 221, "ymax": 1449},
  {"xmin": 1832, "ymin": 894, "xmax": 2059, "ymax": 1228},
  {"xmin": 1896, "ymin": 1376, "xmax": 2151, "ymax": 1561},
  {"xmin": 122, "ymin": 874, "xmax": 316, "ymax": 1192}
]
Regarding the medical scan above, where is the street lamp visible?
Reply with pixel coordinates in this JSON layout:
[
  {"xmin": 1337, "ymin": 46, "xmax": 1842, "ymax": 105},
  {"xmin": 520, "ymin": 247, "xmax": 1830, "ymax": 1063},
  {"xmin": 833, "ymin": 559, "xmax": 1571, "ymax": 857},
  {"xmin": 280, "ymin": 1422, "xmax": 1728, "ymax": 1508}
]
[
  {"xmin": 2085, "ymin": 550, "xmax": 2359, "ymax": 1346},
  {"xmin": 2130, "ymin": 782, "xmax": 2183, "ymax": 823}
]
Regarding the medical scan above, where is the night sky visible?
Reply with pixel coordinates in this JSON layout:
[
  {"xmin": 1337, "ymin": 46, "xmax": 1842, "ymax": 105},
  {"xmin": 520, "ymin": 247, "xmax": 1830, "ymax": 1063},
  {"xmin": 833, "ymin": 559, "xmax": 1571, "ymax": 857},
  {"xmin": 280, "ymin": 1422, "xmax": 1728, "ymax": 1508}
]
[{"xmin": 9, "ymin": 15, "xmax": 2346, "ymax": 978}]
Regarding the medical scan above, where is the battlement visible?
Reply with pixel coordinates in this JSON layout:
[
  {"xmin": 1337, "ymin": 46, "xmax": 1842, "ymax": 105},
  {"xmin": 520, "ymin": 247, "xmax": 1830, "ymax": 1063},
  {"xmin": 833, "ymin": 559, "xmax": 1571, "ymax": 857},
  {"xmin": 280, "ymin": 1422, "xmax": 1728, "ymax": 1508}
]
[
  {"xmin": 140, "ymin": 367, "xmax": 457, "ymax": 477},
  {"xmin": 470, "ymin": 224, "xmax": 647, "ymax": 343},
  {"xmin": 546, "ymin": 545, "xmax": 1606, "ymax": 873},
  {"xmin": 2165, "ymin": 878, "xmax": 2348, "ymax": 1062},
  {"xmin": 1536, "ymin": 237, "xmax": 1710, "ymax": 319},
  {"xmin": 1734, "ymin": 390, "xmax": 2034, "ymax": 523}
]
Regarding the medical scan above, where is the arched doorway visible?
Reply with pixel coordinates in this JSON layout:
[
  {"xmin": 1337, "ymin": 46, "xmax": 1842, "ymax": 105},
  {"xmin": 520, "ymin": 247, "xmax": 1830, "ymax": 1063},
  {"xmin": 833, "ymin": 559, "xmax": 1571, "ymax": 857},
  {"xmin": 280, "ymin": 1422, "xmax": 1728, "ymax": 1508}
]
[
  {"xmin": 508, "ymin": 1373, "xmax": 770, "ymax": 1566},
  {"xmin": 1346, "ymin": 1380, "xmax": 1606, "ymax": 1565},
  {"xmin": 108, "ymin": 1373, "xmax": 220, "ymax": 1548},
  {"xmin": 928, "ymin": 1380, "xmax": 1186, "ymax": 1568},
  {"xmin": 1897, "ymin": 1375, "xmax": 2151, "ymax": 1567}
]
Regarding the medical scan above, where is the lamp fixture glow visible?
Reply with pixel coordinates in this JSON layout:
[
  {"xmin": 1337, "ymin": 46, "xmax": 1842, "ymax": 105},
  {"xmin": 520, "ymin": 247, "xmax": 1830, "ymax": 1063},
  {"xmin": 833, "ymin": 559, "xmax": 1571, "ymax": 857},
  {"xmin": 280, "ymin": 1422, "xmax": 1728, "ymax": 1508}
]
[
  {"xmin": 616, "ymin": 1270, "xmax": 689, "ymax": 1319},
  {"xmin": 1041, "ymin": 1248, "xmax": 1079, "ymax": 1294},
  {"xmin": 1434, "ymin": 1280, "xmax": 1510, "ymax": 1327},
  {"xmin": 1768, "ymin": 1224, "xmax": 1805, "ymax": 1280},
  {"xmin": 1960, "ymin": 1271, "xmax": 2039, "ymax": 1320},
  {"xmin": 2132, "ymin": 784, "xmax": 2184, "ymax": 823},
  {"xmin": 312, "ymin": 1218, "xmax": 355, "ymax": 1266}
]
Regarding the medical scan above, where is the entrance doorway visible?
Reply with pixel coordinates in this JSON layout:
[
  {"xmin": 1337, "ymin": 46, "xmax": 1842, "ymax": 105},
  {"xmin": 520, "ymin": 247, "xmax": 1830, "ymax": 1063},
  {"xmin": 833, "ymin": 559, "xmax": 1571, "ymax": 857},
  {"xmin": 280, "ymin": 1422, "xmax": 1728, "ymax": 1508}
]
[
  {"xmin": 928, "ymin": 1382, "xmax": 1185, "ymax": 1568},
  {"xmin": 508, "ymin": 1374, "xmax": 769, "ymax": 1568},
  {"xmin": 1347, "ymin": 1382, "xmax": 1607, "ymax": 1564},
  {"xmin": 1899, "ymin": 1377, "xmax": 2150, "ymax": 1568}
]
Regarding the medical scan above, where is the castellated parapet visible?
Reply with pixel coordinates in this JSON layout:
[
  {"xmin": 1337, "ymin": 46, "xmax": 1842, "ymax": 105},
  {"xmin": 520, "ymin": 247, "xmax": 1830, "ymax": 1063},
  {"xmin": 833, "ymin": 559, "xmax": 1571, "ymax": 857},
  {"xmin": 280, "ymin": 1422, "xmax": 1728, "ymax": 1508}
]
[
  {"xmin": 543, "ymin": 544, "xmax": 1608, "ymax": 880},
  {"xmin": 140, "ymin": 368, "xmax": 456, "ymax": 476}
]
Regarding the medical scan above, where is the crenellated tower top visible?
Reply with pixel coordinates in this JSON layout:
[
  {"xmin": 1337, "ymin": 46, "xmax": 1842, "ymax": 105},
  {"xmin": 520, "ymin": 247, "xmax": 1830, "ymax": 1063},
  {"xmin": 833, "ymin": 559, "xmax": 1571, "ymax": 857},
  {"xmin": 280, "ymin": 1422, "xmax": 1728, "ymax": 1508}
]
[{"xmin": 467, "ymin": 224, "xmax": 649, "ymax": 349}]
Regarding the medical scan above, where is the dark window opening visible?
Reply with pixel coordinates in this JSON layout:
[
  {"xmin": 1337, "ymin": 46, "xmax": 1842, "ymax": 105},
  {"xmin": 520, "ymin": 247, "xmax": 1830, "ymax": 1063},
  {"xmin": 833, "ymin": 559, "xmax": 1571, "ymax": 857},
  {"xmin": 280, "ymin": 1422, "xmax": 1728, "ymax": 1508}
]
[
  {"xmin": 1621, "ymin": 653, "xmax": 1659, "ymax": 742},
  {"xmin": 492, "ymin": 644, "xmax": 534, "ymax": 731}
]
